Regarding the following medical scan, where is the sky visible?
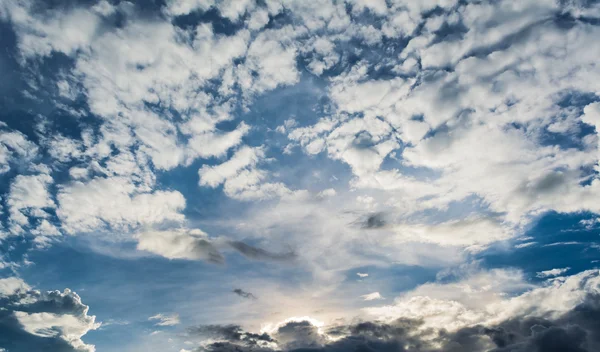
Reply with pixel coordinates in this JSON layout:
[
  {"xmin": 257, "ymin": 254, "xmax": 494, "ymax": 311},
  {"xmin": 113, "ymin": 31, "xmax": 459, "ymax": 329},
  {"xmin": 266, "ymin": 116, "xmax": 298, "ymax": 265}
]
[{"xmin": 1, "ymin": 0, "xmax": 600, "ymax": 351}]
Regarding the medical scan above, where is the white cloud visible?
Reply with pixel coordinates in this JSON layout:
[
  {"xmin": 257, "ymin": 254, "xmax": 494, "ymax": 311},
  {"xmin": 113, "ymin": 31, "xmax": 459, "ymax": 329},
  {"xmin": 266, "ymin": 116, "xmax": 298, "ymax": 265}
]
[
  {"xmin": 0, "ymin": 277, "xmax": 30, "ymax": 296},
  {"xmin": 199, "ymin": 146, "xmax": 264, "ymax": 187},
  {"xmin": 367, "ymin": 269, "xmax": 600, "ymax": 333},
  {"xmin": 149, "ymin": 313, "xmax": 180, "ymax": 326},
  {"xmin": 536, "ymin": 267, "xmax": 571, "ymax": 278},
  {"xmin": 163, "ymin": 0, "xmax": 215, "ymax": 16},
  {"xmin": 199, "ymin": 146, "xmax": 299, "ymax": 200},
  {"xmin": 57, "ymin": 177, "xmax": 185, "ymax": 234},
  {"xmin": 7, "ymin": 172, "xmax": 55, "ymax": 232},
  {"xmin": 515, "ymin": 242, "xmax": 537, "ymax": 249},
  {"xmin": 48, "ymin": 134, "xmax": 84, "ymax": 163},
  {"xmin": 0, "ymin": 278, "xmax": 99, "ymax": 352},
  {"xmin": 3, "ymin": 2, "xmax": 600, "ymax": 344},
  {"xmin": 390, "ymin": 217, "xmax": 511, "ymax": 250},
  {"xmin": 0, "ymin": 126, "xmax": 38, "ymax": 174},
  {"xmin": 135, "ymin": 228, "xmax": 223, "ymax": 263},
  {"xmin": 361, "ymin": 292, "xmax": 384, "ymax": 301},
  {"xmin": 0, "ymin": 0, "xmax": 103, "ymax": 59}
]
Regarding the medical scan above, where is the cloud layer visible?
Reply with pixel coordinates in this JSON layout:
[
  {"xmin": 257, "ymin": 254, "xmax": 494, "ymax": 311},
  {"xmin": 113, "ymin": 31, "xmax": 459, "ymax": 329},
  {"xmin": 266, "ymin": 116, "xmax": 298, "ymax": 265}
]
[{"xmin": 1, "ymin": 0, "xmax": 600, "ymax": 350}]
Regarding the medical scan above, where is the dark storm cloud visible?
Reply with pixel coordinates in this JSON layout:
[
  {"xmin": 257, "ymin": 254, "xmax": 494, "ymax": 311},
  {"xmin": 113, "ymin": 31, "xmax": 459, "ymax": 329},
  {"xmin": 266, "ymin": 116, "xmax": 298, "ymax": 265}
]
[
  {"xmin": 228, "ymin": 241, "xmax": 297, "ymax": 262},
  {"xmin": 233, "ymin": 288, "xmax": 257, "ymax": 300},
  {"xmin": 190, "ymin": 294, "xmax": 600, "ymax": 352},
  {"xmin": 188, "ymin": 324, "xmax": 274, "ymax": 344}
]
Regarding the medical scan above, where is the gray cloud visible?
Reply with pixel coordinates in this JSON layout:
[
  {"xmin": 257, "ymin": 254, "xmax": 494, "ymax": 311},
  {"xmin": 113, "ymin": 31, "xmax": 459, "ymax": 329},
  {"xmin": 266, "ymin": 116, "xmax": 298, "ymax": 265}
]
[
  {"xmin": 228, "ymin": 241, "xmax": 297, "ymax": 262},
  {"xmin": 362, "ymin": 212, "xmax": 387, "ymax": 229},
  {"xmin": 190, "ymin": 294, "xmax": 600, "ymax": 352},
  {"xmin": 188, "ymin": 324, "xmax": 274, "ymax": 345},
  {"xmin": 232, "ymin": 288, "xmax": 257, "ymax": 300}
]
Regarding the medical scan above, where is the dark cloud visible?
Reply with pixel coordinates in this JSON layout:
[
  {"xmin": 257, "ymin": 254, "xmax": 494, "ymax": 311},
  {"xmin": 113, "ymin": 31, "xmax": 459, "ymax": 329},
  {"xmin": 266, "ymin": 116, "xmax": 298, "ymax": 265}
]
[
  {"xmin": 188, "ymin": 324, "xmax": 274, "ymax": 345},
  {"xmin": 0, "ymin": 279, "xmax": 97, "ymax": 352},
  {"xmin": 228, "ymin": 241, "xmax": 297, "ymax": 262},
  {"xmin": 353, "ymin": 212, "xmax": 387, "ymax": 229},
  {"xmin": 233, "ymin": 288, "xmax": 257, "ymax": 300},
  {"xmin": 274, "ymin": 321, "xmax": 326, "ymax": 350},
  {"xmin": 188, "ymin": 294, "xmax": 600, "ymax": 352}
]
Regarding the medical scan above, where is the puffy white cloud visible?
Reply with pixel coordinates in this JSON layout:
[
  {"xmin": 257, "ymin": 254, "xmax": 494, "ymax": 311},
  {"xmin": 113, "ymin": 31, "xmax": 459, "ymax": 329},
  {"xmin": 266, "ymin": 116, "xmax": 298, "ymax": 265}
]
[
  {"xmin": 16, "ymin": 312, "xmax": 95, "ymax": 348},
  {"xmin": 0, "ymin": 277, "xmax": 30, "ymax": 296},
  {"xmin": 199, "ymin": 146, "xmax": 300, "ymax": 200},
  {"xmin": 135, "ymin": 228, "xmax": 223, "ymax": 263},
  {"xmin": 0, "ymin": 278, "xmax": 99, "ymax": 352},
  {"xmin": 3, "ymin": 3, "xmax": 600, "ymax": 348},
  {"xmin": 0, "ymin": 125, "xmax": 38, "ymax": 174},
  {"xmin": 366, "ymin": 269, "xmax": 600, "ymax": 333},
  {"xmin": 199, "ymin": 146, "xmax": 265, "ymax": 187},
  {"xmin": 7, "ymin": 172, "xmax": 55, "ymax": 233},
  {"xmin": 163, "ymin": 0, "xmax": 215, "ymax": 16},
  {"xmin": 56, "ymin": 177, "xmax": 185, "ymax": 234},
  {"xmin": 347, "ymin": 0, "xmax": 388, "ymax": 16},
  {"xmin": 237, "ymin": 26, "xmax": 301, "ymax": 98},
  {"xmin": 0, "ymin": 0, "xmax": 104, "ymax": 59}
]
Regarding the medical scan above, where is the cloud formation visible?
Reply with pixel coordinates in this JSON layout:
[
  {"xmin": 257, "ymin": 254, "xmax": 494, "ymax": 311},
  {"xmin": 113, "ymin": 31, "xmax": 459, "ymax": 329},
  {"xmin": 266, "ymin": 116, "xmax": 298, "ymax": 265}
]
[
  {"xmin": 187, "ymin": 286, "xmax": 600, "ymax": 352},
  {"xmin": 228, "ymin": 241, "xmax": 297, "ymax": 262},
  {"xmin": 1, "ymin": 0, "xmax": 600, "ymax": 350},
  {"xmin": 0, "ymin": 278, "xmax": 98, "ymax": 352},
  {"xmin": 233, "ymin": 289, "xmax": 257, "ymax": 300},
  {"xmin": 149, "ymin": 313, "xmax": 181, "ymax": 327}
]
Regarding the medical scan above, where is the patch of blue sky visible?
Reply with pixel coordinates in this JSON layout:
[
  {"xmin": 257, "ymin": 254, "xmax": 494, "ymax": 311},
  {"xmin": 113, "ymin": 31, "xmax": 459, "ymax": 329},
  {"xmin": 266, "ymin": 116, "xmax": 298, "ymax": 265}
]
[{"xmin": 476, "ymin": 211, "xmax": 600, "ymax": 283}]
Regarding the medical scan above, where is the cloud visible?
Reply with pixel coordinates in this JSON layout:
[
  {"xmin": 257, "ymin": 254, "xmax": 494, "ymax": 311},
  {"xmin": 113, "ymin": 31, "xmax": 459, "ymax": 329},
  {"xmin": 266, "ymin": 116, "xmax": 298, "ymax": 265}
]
[
  {"xmin": 3, "ymin": 1, "xmax": 600, "ymax": 350},
  {"xmin": 6, "ymin": 171, "xmax": 55, "ymax": 233},
  {"xmin": 0, "ymin": 0, "xmax": 105, "ymax": 59},
  {"xmin": 183, "ymin": 271, "xmax": 600, "ymax": 351},
  {"xmin": 232, "ymin": 289, "xmax": 256, "ymax": 300},
  {"xmin": 0, "ymin": 277, "xmax": 98, "ymax": 352},
  {"xmin": 149, "ymin": 314, "xmax": 180, "ymax": 327},
  {"xmin": 228, "ymin": 241, "xmax": 296, "ymax": 262},
  {"xmin": 359, "ymin": 212, "xmax": 387, "ymax": 229},
  {"xmin": 0, "ymin": 125, "xmax": 38, "ymax": 174},
  {"xmin": 361, "ymin": 292, "xmax": 384, "ymax": 301},
  {"xmin": 536, "ymin": 267, "xmax": 571, "ymax": 278},
  {"xmin": 56, "ymin": 177, "xmax": 186, "ymax": 234},
  {"xmin": 199, "ymin": 146, "xmax": 299, "ymax": 201},
  {"xmin": 135, "ymin": 229, "xmax": 224, "ymax": 264},
  {"xmin": 199, "ymin": 147, "xmax": 265, "ymax": 188}
]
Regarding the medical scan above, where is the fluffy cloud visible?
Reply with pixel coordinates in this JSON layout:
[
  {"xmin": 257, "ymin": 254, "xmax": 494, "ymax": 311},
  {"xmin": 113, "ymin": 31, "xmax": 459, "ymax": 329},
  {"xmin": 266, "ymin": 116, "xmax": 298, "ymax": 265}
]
[
  {"xmin": 199, "ymin": 146, "xmax": 265, "ymax": 188},
  {"xmin": 6, "ymin": 171, "xmax": 55, "ymax": 234},
  {"xmin": 0, "ymin": 277, "xmax": 98, "ymax": 352},
  {"xmin": 56, "ymin": 177, "xmax": 185, "ymax": 234},
  {"xmin": 0, "ymin": 125, "xmax": 38, "ymax": 174},
  {"xmin": 2, "ymin": 1, "xmax": 600, "ymax": 350},
  {"xmin": 184, "ymin": 269, "xmax": 600, "ymax": 352},
  {"xmin": 199, "ymin": 146, "xmax": 300, "ymax": 200},
  {"xmin": 135, "ymin": 228, "xmax": 223, "ymax": 263}
]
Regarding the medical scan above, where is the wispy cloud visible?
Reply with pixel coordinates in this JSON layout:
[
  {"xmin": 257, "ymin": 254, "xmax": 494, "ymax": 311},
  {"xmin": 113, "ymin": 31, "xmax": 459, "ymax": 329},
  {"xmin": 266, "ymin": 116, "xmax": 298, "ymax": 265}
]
[
  {"xmin": 233, "ymin": 289, "xmax": 257, "ymax": 300},
  {"xmin": 148, "ymin": 313, "xmax": 180, "ymax": 327}
]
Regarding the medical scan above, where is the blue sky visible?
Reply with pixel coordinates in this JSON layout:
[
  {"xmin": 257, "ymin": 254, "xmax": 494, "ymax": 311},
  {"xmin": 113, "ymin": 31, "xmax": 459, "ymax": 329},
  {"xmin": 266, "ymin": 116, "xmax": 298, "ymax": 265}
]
[{"xmin": 1, "ymin": 0, "xmax": 600, "ymax": 351}]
